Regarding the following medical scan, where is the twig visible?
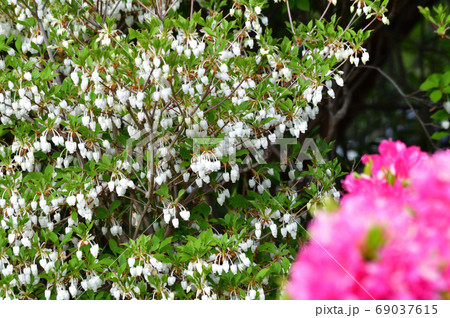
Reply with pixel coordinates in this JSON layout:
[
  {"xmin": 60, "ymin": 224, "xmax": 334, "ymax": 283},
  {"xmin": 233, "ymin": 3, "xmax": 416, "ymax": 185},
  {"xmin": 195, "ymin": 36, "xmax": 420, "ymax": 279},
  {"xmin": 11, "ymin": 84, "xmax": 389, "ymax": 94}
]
[
  {"xmin": 285, "ymin": 0, "xmax": 295, "ymax": 34},
  {"xmin": 361, "ymin": 65, "xmax": 438, "ymax": 150},
  {"xmin": 319, "ymin": 1, "xmax": 332, "ymax": 22},
  {"xmin": 136, "ymin": 0, "xmax": 159, "ymax": 19}
]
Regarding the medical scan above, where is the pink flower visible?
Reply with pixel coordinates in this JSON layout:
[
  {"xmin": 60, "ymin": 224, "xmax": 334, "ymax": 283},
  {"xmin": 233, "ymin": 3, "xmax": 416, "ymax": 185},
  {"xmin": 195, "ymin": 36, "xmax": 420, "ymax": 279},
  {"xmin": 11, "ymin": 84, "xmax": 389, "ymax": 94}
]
[
  {"xmin": 362, "ymin": 139, "xmax": 427, "ymax": 182},
  {"xmin": 288, "ymin": 140, "xmax": 450, "ymax": 300}
]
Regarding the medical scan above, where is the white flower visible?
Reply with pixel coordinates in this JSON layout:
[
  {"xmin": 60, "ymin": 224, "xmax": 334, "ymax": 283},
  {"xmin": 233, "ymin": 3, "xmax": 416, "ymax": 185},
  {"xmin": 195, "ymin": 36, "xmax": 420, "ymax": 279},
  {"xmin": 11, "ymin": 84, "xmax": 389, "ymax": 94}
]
[
  {"xmin": 219, "ymin": 63, "xmax": 228, "ymax": 73},
  {"xmin": 67, "ymin": 195, "xmax": 76, "ymax": 206},
  {"xmin": 327, "ymin": 89, "xmax": 335, "ymax": 98},
  {"xmin": 80, "ymin": 77, "xmax": 88, "ymax": 91},
  {"xmin": 257, "ymin": 184, "xmax": 264, "ymax": 194},
  {"xmin": 179, "ymin": 208, "xmax": 190, "ymax": 221},
  {"xmin": 128, "ymin": 257, "xmax": 135, "ymax": 268},
  {"xmin": 164, "ymin": 212, "xmax": 171, "ymax": 224},
  {"xmin": 289, "ymin": 170, "xmax": 296, "ymax": 180},
  {"xmin": 71, "ymin": 72, "xmax": 79, "ymax": 85},
  {"xmin": 69, "ymin": 284, "xmax": 78, "ymax": 298},
  {"xmin": 90, "ymin": 244, "xmax": 99, "ymax": 258},
  {"xmin": 168, "ymin": 276, "xmax": 176, "ymax": 286},
  {"xmin": 443, "ymin": 101, "xmax": 450, "ymax": 114},
  {"xmin": 194, "ymin": 262, "xmax": 203, "ymax": 274},
  {"xmin": 153, "ymin": 57, "xmax": 161, "ymax": 68},
  {"xmin": 270, "ymin": 223, "xmax": 277, "ymax": 238},
  {"xmin": 8, "ymin": 233, "xmax": 15, "ymax": 244},
  {"xmin": 24, "ymin": 72, "xmax": 32, "ymax": 81},
  {"xmin": 222, "ymin": 260, "xmax": 230, "ymax": 273},
  {"xmin": 334, "ymin": 75, "xmax": 344, "ymax": 87},
  {"xmin": 361, "ymin": 51, "xmax": 370, "ymax": 64},
  {"xmin": 172, "ymin": 218, "xmax": 179, "ymax": 228},
  {"xmin": 21, "ymin": 237, "xmax": 31, "ymax": 248}
]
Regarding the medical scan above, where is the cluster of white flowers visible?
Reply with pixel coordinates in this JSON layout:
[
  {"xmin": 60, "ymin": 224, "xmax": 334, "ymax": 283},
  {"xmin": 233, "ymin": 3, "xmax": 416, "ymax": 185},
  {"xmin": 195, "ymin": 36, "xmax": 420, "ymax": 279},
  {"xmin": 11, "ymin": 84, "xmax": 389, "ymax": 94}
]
[
  {"xmin": 162, "ymin": 202, "xmax": 190, "ymax": 228},
  {"xmin": 217, "ymin": 188, "xmax": 230, "ymax": 206},
  {"xmin": 251, "ymin": 207, "xmax": 300, "ymax": 239},
  {"xmin": 351, "ymin": 0, "xmax": 390, "ymax": 24},
  {"xmin": 191, "ymin": 151, "xmax": 221, "ymax": 185},
  {"xmin": 0, "ymin": 0, "xmax": 388, "ymax": 300}
]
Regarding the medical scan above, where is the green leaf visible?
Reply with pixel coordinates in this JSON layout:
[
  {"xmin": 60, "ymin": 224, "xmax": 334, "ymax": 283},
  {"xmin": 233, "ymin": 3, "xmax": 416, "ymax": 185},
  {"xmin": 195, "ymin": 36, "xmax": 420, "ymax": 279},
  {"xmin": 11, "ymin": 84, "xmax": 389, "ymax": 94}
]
[
  {"xmin": 420, "ymin": 74, "xmax": 440, "ymax": 90},
  {"xmin": 431, "ymin": 131, "xmax": 450, "ymax": 140},
  {"xmin": 128, "ymin": 28, "xmax": 140, "ymax": 40},
  {"xmin": 15, "ymin": 35, "xmax": 22, "ymax": 52},
  {"xmin": 431, "ymin": 109, "xmax": 449, "ymax": 121},
  {"xmin": 110, "ymin": 200, "xmax": 121, "ymax": 211},
  {"xmin": 23, "ymin": 172, "xmax": 43, "ymax": 183},
  {"xmin": 94, "ymin": 207, "xmax": 108, "ymax": 220},
  {"xmin": 281, "ymin": 257, "xmax": 291, "ymax": 271},
  {"xmin": 256, "ymin": 267, "xmax": 270, "ymax": 279},
  {"xmin": 48, "ymin": 232, "xmax": 59, "ymax": 245},
  {"xmin": 44, "ymin": 164, "xmax": 54, "ymax": 181},
  {"xmin": 442, "ymin": 71, "xmax": 450, "ymax": 86},
  {"xmin": 228, "ymin": 194, "xmax": 248, "ymax": 209},
  {"xmin": 61, "ymin": 232, "xmax": 73, "ymax": 246},
  {"xmin": 271, "ymin": 262, "xmax": 282, "ymax": 274},
  {"xmin": 155, "ymin": 184, "xmax": 169, "ymax": 197},
  {"xmin": 109, "ymin": 239, "xmax": 121, "ymax": 255},
  {"xmin": 154, "ymin": 254, "xmax": 172, "ymax": 263},
  {"xmin": 102, "ymin": 154, "xmax": 111, "ymax": 165},
  {"xmin": 430, "ymin": 89, "xmax": 443, "ymax": 102},
  {"xmin": 177, "ymin": 189, "xmax": 185, "ymax": 200},
  {"xmin": 192, "ymin": 202, "xmax": 211, "ymax": 218}
]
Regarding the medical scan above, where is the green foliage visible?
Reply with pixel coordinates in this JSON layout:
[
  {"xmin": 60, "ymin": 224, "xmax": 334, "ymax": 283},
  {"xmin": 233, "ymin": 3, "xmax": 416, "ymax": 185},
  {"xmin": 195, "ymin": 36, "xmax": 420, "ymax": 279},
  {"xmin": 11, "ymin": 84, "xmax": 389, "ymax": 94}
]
[
  {"xmin": 0, "ymin": 0, "xmax": 387, "ymax": 300},
  {"xmin": 419, "ymin": 4, "xmax": 450, "ymax": 144}
]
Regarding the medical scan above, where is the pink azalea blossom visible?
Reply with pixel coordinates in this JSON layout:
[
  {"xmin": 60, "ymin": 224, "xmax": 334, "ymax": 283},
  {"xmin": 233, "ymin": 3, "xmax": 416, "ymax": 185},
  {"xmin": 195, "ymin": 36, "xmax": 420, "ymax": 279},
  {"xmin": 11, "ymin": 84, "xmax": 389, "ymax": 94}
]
[{"xmin": 288, "ymin": 140, "xmax": 450, "ymax": 300}]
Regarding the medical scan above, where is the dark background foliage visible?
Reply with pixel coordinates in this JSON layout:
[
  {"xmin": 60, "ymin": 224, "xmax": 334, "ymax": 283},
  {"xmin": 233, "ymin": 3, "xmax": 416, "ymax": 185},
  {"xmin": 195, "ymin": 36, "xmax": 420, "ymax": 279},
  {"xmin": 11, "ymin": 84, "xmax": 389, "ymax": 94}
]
[{"xmin": 264, "ymin": 0, "xmax": 449, "ymax": 172}]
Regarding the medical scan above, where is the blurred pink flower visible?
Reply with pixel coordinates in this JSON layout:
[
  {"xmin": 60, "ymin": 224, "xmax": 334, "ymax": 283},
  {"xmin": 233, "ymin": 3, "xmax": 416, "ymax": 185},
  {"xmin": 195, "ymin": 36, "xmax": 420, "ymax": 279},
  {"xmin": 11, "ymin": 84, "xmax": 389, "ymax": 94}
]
[
  {"xmin": 362, "ymin": 139, "xmax": 427, "ymax": 181},
  {"xmin": 288, "ymin": 140, "xmax": 450, "ymax": 300}
]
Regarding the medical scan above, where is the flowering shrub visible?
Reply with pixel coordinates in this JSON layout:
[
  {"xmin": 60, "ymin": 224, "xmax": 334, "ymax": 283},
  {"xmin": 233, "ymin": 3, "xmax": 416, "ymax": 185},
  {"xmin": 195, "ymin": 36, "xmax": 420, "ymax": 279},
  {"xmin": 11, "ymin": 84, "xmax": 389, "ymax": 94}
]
[
  {"xmin": 0, "ymin": 0, "xmax": 388, "ymax": 299},
  {"xmin": 288, "ymin": 140, "xmax": 450, "ymax": 300},
  {"xmin": 418, "ymin": 4, "xmax": 450, "ymax": 142}
]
